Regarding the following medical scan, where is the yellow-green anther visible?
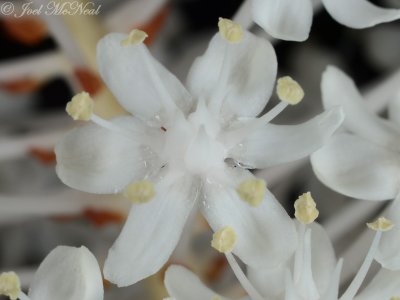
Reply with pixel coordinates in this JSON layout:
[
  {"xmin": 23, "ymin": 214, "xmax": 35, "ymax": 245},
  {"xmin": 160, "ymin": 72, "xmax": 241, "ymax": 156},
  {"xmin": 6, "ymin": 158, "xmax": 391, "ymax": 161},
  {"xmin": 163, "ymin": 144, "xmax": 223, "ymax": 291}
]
[
  {"xmin": 218, "ymin": 18, "xmax": 244, "ymax": 43},
  {"xmin": 123, "ymin": 180, "xmax": 156, "ymax": 204},
  {"xmin": 276, "ymin": 76, "xmax": 304, "ymax": 105},
  {"xmin": 236, "ymin": 178, "xmax": 266, "ymax": 207},
  {"xmin": 211, "ymin": 226, "xmax": 237, "ymax": 253},
  {"xmin": 121, "ymin": 29, "xmax": 148, "ymax": 46},
  {"xmin": 66, "ymin": 92, "xmax": 94, "ymax": 121},
  {"xmin": 367, "ymin": 217, "xmax": 394, "ymax": 232},
  {"xmin": 294, "ymin": 192, "xmax": 319, "ymax": 224}
]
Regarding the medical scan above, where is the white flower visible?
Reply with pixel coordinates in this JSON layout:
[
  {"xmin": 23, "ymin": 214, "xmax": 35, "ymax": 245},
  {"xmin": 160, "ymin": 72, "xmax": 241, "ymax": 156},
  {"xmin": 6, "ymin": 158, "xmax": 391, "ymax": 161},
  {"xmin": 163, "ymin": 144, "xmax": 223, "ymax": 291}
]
[
  {"xmin": 164, "ymin": 219, "xmax": 400, "ymax": 300},
  {"xmin": 248, "ymin": 0, "xmax": 400, "ymax": 41},
  {"xmin": 310, "ymin": 65, "xmax": 400, "ymax": 272},
  {"xmin": 55, "ymin": 20, "xmax": 343, "ymax": 287},
  {"xmin": 0, "ymin": 246, "xmax": 103, "ymax": 300}
]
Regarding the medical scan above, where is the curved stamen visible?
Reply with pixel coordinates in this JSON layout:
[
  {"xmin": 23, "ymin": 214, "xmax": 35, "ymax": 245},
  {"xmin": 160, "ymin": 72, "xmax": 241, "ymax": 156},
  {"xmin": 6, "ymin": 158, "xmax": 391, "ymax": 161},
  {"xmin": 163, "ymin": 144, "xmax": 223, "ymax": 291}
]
[
  {"xmin": 339, "ymin": 230, "xmax": 382, "ymax": 300},
  {"xmin": 225, "ymin": 253, "xmax": 265, "ymax": 300}
]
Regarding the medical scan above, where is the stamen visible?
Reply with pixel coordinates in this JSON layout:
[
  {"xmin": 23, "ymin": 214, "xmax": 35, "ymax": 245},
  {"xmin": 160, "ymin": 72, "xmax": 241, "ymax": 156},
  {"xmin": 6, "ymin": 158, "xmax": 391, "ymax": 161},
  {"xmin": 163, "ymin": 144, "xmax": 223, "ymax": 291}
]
[
  {"xmin": 123, "ymin": 180, "xmax": 156, "ymax": 204},
  {"xmin": 211, "ymin": 226, "xmax": 237, "ymax": 253},
  {"xmin": 340, "ymin": 218, "xmax": 394, "ymax": 300},
  {"xmin": 391, "ymin": 297, "xmax": 400, "ymax": 300},
  {"xmin": 236, "ymin": 178, "xmax": 266, "ymax": 206},
  {"xmin": 367, "ymin": 217, "xmax": 394, "ymax": 231},
  {"xmin": 218, "ymin": 18, "xmax": 244, "ymax": 43},
  {"xmin": 212, "ymin": 296, "xmax": 222, "ymax": 300},
  {"xmin": 225, "ymin": 253, "xmax": 264, "ymax": 300},
  {"xmin": 66, "ymin": 92, "xmax": 94, "ymax": 121},
  {"xmin": 276, "ymin": 76, "xmax": 304, "ymax": 105},
  {"xmin": 121, "ymin": 29, "xmax": 148, "ymax": 46},
  {"xmin": 294, "ymin": 192, "xmax": 319, "ymax": 224},
  {"xmin": 0, "ymin": 272, "xmax": 21, "ymax": 300}
]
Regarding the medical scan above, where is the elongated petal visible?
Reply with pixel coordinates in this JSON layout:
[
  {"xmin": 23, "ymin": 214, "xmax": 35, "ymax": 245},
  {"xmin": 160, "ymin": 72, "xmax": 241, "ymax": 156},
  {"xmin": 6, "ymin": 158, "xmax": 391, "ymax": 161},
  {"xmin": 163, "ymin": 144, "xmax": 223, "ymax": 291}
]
[
  {"xmin": 300, "ymin": 222, "xmax": 336, "ymax": 295},
  {"xmin": 187, "ymin": 30, "xmax": 277, "ymax": 121},
  {"xmin": 202, "ymin": 168, "xmax": 297, "ymax": 268},
  {"xmin": 164, "ymin": 265, "xmax": 231, "ymax": 300},
  {"xmin": 228, "ymin": 107, "xmax": 343, "ymax": 169},
  {"xmin": 103, "ymin": 171, "xmax": 198, "ymax": 287},
  {"xmin": 251, "ymin": 0, "xmax": 313, "ymax": 41},
  {"xmin": 321, "ymin": 66, "xmax": 400, "ymax": 152},
  {"xmin": 376, "ymin": 196, "xmax": 400, "ymax": 270},
  {"xmin": 97, "ymin": 33, "xmax": 192, "ymax": 124},
  {"xmin": 354, "ymin": 268, "xmax": 400, "ymax": 300},
  {"xmin": 248, "ymin": 265, "xmax": 287, "ymax": 299},
  {"xmin": 29, "ymin": 246, "xmax": 103, "ymax": 300},
  {"xmin": 311, "ymin": 133, "xmax": 400, "ymax": 201},
  {"xmin": 388, "ymin": 93, "xmax": 400, "ymax": 126},
  {"xmin": 323, "ymin": 0, "xmax": 400, "ymax": 29},
  {"xmin": 55, "ymin": 117, "xmax": 162, "ymax": 194}
]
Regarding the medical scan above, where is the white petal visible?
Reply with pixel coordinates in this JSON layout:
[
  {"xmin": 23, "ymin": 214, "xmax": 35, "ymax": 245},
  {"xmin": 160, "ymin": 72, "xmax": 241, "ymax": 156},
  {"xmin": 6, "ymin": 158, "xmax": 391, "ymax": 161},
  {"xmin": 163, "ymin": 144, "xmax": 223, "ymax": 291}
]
[
  {"xmin": 376, "ymin": 196, "xmax": 400, "ymax": 270},
  {"xmin": 29, "ymin": 246, "xmax": 103, "ymax": 300},
  {"xmin": 320, "ymin": 259, "xmax": 343, "ymax": 300},
  {"xmin": 354, "ymin": 268, "xmax": 400, "ymax": 300},
  {"xmin": 388, "ymin": 92, "xmax": 400, "ymax": 126},
  {"xmin": 55, "ymin": 117, "xmax": 161, "ymax": 194},
  {"xmin": 248, "ymin": 264, "xmax": 287, "ymax": 299},
  {"xmin": 311, "ymin": 133, "xmax": 400, "ymax": 201},
  {"xmin": 97, "ymin": 33, "xmax": 192, "ymax": 124},
  {"xmin": 201, "ymin": 168, "xmax": 297, "ymax": 268},
  {"xmin": 251, "ymin": 0, "xmax": 313, "ymax": 41},
  {"xmin": 228, "ymin": 107, "xmax": 344, "ymax": 169},
  {"xmin": 321, "ymin": 66, "xmax": 400, "ymax": 152},
  {"xmin": 103, "ymin": 171, "xmax": 198, "ymax": 287},
  {"xmin": 187, "ymin": 31, "xmax": 277, "ymax": 121},
  {"xmin": 303, "ymin": 222, "xmax": 336, "ymax": 295},
  {"xmin": 284, "ymin": 270, "xmax": 303, "ymax": 300},
  {"xmin": 164, "ymin": 265, "xmax": 231, "ymax": 300},
  {"xmin": 322, "ymin": 0, "xmax": 400, "ymax": 29}
]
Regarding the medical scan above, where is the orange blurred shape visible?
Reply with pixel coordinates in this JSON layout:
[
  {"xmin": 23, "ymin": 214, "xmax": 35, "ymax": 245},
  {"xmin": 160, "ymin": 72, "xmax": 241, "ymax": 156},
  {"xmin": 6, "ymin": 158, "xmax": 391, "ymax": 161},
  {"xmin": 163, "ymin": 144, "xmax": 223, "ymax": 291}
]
[
  {"xmin": 206, "ymin": 255, "xmax": 228, "ymax": 283},
  {"xmin": 28, "ymin": 147, "xmax": 56, "ymax": 165},
  {"xmin": 0, "ymin": 78, "xmax": 40, "ymax": 93},
  {"xmin": 74, "ymin": 68, "xmax": 104, "ymax": 95},
  {"xmin": 2, "ymin": 17, "xmax": 47, "ymax": 46},
  {"xmin": 82, "ymin": 208, "xmax": 125, "ymax": 227},
  {"xmin": 138, "ymin": 4, "xmax": 170, "ymax": 45}
]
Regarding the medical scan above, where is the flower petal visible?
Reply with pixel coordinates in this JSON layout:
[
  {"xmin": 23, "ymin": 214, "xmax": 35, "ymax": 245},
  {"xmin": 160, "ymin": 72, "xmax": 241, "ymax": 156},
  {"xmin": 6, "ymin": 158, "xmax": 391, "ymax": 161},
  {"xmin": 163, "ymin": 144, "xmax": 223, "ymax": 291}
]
[
  {"xmin": 321, "ymin": 66, "xmax": 400, "ymax": 152},
  {"xmin": 247, "ymin": 222, "xmax": 336, "ymax": 299},
  {"xmin": 354, "ymin": 268, "xmax": 400, "ymax": 300},
  {"xmin": 322, "ymin": 0, "xmax": 400, "ymax": 29},
  {"xmin": 376, "ymin": 196, "xmax": 400, "ymax": 270},
  {"xmin": 301, "ymin": 222, "xmax": 336, "ymax": 295},
  {"xmin": 250, "ymin": 0, "xmax": 313, "ymax": 41},
  {"xmin": 311, "ymin": 133, "xmax": 400, "ymax": 201},
  {"xmin": 187, "ymin": 30, "xmax": 277, "ymax": 121},
  {"xmin": 228, "ymin": 107, "xmax": 344, "ymax": 169},
  {"xmin": 55, "ymin": 117, "xmax": 162, "ymax": 194},
  {"xmin": 29, "ymin": 246, "xmax": 103, "ymax": 300},
  {"xmin": 103, "ymin": 171, "xmax": 198, "ymax": 287},
  {"xmin": 202, "ymin": 168, "xmax": 297, "ymax": 268},
  {"xmin": 388, "ymin": 93, "xmax": 400, "ymax": 126},
  {"xmin": 97, "ymin": 33, "xmax": 192, "ymax": 124},
  {"xmin": 164, "ymin": 265, "xmax": 231, "ymax": 300}
]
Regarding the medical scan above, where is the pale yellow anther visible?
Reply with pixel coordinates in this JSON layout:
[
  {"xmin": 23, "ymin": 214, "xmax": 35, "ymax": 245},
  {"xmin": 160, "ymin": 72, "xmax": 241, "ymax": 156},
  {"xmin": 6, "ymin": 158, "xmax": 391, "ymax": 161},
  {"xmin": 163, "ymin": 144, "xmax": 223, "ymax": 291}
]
[
  {"xmin": 0, "ymin": 272, "xmax": 21, "ymax": 300},
  {"xmin": 218, "ymin": 18, "xmax": 243, "ymax": 43},
  {"xmin": 294, "ymin": 192, "xmax": 319, "ymax": 224},
  {"xmin": 390, "ymin": 297, "xmax": 400, "ymax": 300},
  {"xmin": 211, "ymin": 226, "xmax": 237, "ymax": 253},
  {"xmin": 367, "ymin": 217, "xmax": 394, "ymax": 232},
  {"xmin": 66, "ymin": 92, "xmax": 94, "ymax": 121},
  {"xmin": 123, "ymin": 180, "xmax": 155, "ymax": 204},
  {"xmin": 121, "ymin": 29, "xmax": 148, "ymax": 46},
  {"xmin": 236, "ymin": 178, "xmax": 266, "ymax": 207},
  {"xmin": 212, "ymin": 296, "xmax": 222, "ymax": 300},
  {"xmin": 276, "ymin": 76, "xmax": 305, "ymax": 105}
]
